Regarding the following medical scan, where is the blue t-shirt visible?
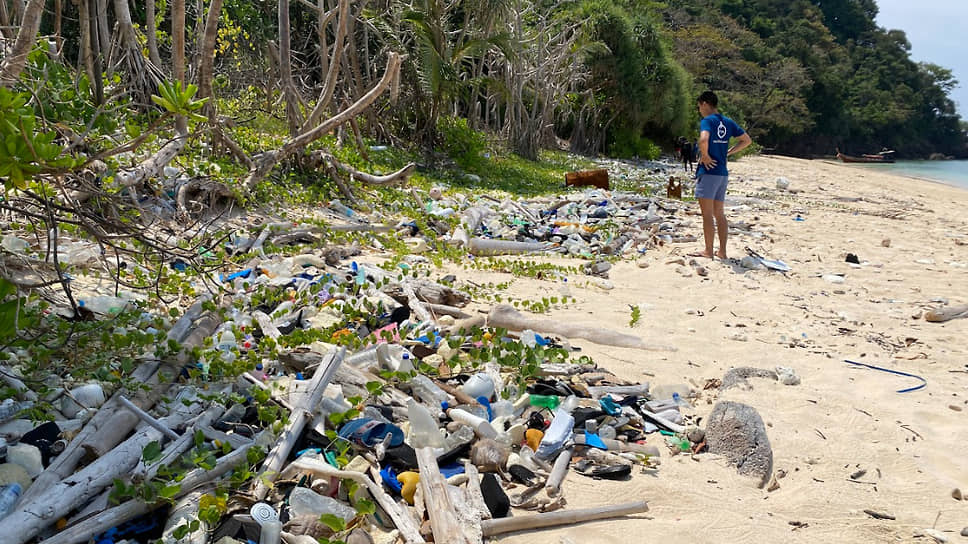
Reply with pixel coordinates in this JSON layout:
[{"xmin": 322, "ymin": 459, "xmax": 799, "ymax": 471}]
[{"xmin": 697, "ymin": 113, "xmax": 745, "ymax": 178}]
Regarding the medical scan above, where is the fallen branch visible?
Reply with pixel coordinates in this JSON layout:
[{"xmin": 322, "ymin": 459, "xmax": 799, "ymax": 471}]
[
  {"xmin": 481, "ymin": 501, "xmax": 649, "ymax": 537},
  {"xmin": 244, "ymin": 52, "xmax": 402, "ymax": 189},
  {"xmin": 415, "ymin": 447, "xmax": 475, "ymax": 544},
  {"xmin": 487, "ymin": 304, "xmax": 676, "ymax": 351}
]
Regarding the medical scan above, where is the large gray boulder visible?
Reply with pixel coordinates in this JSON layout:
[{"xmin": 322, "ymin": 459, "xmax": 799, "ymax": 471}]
[{"xmin": 705, "ymin": 401, "xmax": 773, "ymax": 488}]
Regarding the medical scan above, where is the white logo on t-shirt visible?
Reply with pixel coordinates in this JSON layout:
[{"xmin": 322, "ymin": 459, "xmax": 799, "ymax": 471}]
[{"xmin": 717, "ymin": 122, "xmax": 727, "ymax": 139}]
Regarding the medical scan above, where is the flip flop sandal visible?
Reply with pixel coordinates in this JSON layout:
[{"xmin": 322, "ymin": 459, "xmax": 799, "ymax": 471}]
[
  {"xmin": 574, "ymin": 459, "xmax": 632, "ymax": 480},
  {"xmin": 338, "ymin": 418, "xmax": 404, "ymax": 448}
]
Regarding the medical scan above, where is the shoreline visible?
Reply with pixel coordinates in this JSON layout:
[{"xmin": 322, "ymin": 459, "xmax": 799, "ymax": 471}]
[{"xmin": 815, "ymin": 158, "xmax": 968, "ymax": 192}]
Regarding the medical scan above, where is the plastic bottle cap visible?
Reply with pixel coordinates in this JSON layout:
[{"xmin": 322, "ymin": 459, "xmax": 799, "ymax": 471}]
[{"xmin": 249, "ymin": 502, "xmax": 279, "ymax": 525}]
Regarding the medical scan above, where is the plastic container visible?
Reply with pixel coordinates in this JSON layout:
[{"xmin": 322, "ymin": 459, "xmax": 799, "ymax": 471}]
[
  {"xmin": 467, "ymin": 238, "xmax": 546, "ymax": 257},
  {"xmin": 409, "ymin": 375, "xmax": 449, "ymax": 408},
  {"xmin": 0, "ymin": 483, "xmax": 22, "ymax": 521},
  {"xmin": 406, "ymin": 399, "xmax": 445, "ymax": 448},
  {"xmin": 258, "ymin": 519, "xmax": 282, "ymax": 544},
  {"xmin": 77, "ymin": 296, "xmax": 129, "ymax": 316},
  {"xmin": 447, "ymin": 408, "xmax": 497, "ymax": 439},
  {"xmin": 529, "ymin": 394, "xmax": 560, "ymax": 411},
  {"xmin": 460, "ymin": 373, "xmax": 495, "ymax": 400},
  {"xmin": 288, "ymin": 487, "xmax": 357, "ymax": 521},
  {"xmin": 535, "ymin": 408, "xmax": 575, "ymax": 460},
  {"xmin": 329, "ymin": 200, "xmax": 356, "ymax": 218},
  {"xmin": 6, "ymin": 444, "xmax": 43, "ymax": 477}
]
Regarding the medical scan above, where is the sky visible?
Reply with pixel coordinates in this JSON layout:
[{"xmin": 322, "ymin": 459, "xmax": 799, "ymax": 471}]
[{"xmin": 875, "ymin": 0, "xmax": 968, "ymax": 115}]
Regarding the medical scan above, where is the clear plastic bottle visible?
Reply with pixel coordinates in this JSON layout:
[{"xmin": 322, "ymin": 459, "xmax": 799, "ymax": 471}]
[
  {"xmin": 407, "ymin": 398, "xmax": 445, "ymax": 448},
  {"xmin": 409, "ymin": 374, "xmax": 449, "ymax": 408},
  {"xmin": 0, "ymin": 483, "xmax": 22, "ymax": 520},
  {"xmin": 535, "ymin": 407, "xmax": 575, "ymax": 460},
  {"xmin": 329, "ymin": 200, "xmax": 356, "ymax": 218},
  {"xmin": 288, "ymin": 487, "xmax": 357, "ymax": 521}
]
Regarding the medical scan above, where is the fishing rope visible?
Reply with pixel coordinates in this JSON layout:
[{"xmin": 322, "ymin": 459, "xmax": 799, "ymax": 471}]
[{"xmin": 843, "ymin": 359, "xmax": 927, "ymax": 393}]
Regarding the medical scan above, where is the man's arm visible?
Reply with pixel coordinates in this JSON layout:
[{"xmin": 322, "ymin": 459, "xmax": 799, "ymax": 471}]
[
  {"xmin": 727, "ymin": 133, "xmax": 752, "ymax": 157},
  {"xmin": 698, "ymin": 130, "xmax": 715, "ymax": 168}
]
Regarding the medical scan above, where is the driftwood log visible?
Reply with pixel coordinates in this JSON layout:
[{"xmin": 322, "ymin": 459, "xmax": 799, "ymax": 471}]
[
  {"xmin": 480, "ymin": 501, "xmax": 649, "ymax": 537},
  {"xmin": 251, "ymin": 347, "xmax": 345, "ymax": 499},
  {"xmin": 415, "ymin": 447, "xmax": 475, "ymax": 544},
  {"xmin": 383, "ymin": 279, "xmax": 471, "ymax": 307},
  {"xmin": 0, "ymin": 394, "xmax": 205, "ymax": 544},
  {"xmin": 487, "ymin": 304, "xmax": 677, "ymax": 351},
  {"xmin": 925, "ymin": 304, "xmax": 968, "ymax": 323}
]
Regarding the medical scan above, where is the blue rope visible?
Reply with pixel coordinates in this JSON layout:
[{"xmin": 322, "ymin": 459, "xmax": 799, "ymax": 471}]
[{"xmin": 843, "ymin": 359, "xmax": 927, "ymax": 393}]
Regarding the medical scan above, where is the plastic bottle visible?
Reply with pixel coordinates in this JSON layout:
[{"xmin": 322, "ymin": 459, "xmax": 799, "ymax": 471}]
[
  {"xmin": 443, "ymin": 425, "xmax": 476, "ymax": 450},
  {"xmin": 409, "ymin": 375, "xmax": 449, "ymax": 409},
  {"xmin": 329, "ymin": 200, "xmax": 356, "ymax": 218},
  {"xmin": 0, "ymin": 483, "xmax": 23, "ymax": 521},
  {"xmin": 460, "ymin": 373, "xmax": 495, "ymax": 399},
  {"xmin": 77, "ymin": 296, "xmax": 128, "ymax": 316},
  {"xmin": 447, "ymin": 408, "xmax": 498, "ymax": 440},
  {"xmin": 259, "ymin": 519, "xmax": 282, "ymax": 544},
  {"xmin": 558, "ymin": 277, "xmax": 571, "ymax": 298},
  {"xmin": 288, "ymin": 487, "xmax": 357, "ymax": 521},
  {"xmin": 529, "ymin": 394, "xmax": 560, "ymax": 411},
  {"xmin": 535, "ymin": 408, "xmax": 575, "ymax": 460},
  {"xmin": 406, "ymin": 399, "xmax": 445, "ymax": 448}
]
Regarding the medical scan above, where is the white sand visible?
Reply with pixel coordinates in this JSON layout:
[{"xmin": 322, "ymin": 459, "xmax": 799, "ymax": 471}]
[{"xmin": 456, "ymin": 156, "xmax": 967, "ymax": 543}]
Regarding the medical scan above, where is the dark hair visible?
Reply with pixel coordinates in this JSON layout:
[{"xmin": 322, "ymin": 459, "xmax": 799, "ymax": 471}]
[{"xmin": 698, "ymin": 90, "xmax": 718, "ymax": 107}]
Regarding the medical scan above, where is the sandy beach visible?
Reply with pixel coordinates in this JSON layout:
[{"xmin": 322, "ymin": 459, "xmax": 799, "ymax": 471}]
[{"xmin": 459, "ymin": 156, "xmax": 967, "ymax": 543}]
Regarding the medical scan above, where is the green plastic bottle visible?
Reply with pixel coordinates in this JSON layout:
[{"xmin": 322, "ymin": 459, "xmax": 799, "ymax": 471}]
[{"xmin": 529, "ymin": 394, "xmax": 561, "ymax": 410}]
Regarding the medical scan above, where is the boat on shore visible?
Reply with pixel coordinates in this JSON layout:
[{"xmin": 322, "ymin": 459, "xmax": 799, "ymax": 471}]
[{"xmin": 836, "ymin": 148, "xmax": 896, "ymax": 163}]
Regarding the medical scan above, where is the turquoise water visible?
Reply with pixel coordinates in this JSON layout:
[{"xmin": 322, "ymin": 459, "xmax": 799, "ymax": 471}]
[{"xmin": 846, "ymin": 160, "xmax": 968, "ymax": 190}]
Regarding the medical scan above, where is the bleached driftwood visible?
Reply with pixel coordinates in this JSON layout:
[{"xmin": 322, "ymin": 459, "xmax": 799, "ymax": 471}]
[
  {"xmin": 480, "ymin": 501, "xmax": 649, "ymax": 536},
  {"xmin": 545, "ymin": 447, "xmax": 573, "ymax": 496},
  {"xmin": 0, "ymin": 395, "xmax": 204, "ymax": 544},
  {"xmin": 463, "ymin": 462, "xmax": 492, "ymax": 520},
  {"xmin": 415, "ymin": 447, "xmax": 474, "ymax": 544},
  {"xmin": 382, "ymin": 279, "xmax": 470, "ymax": 307},
  {"xmin": 118, "ymin": 395, "xmax": 180, "ymax": 440},
  {"xmin": 45, "ymin": 435, "xmax": 257, "ymax": 544},
  {"xmin": 251, "ymin": 347, "xmax": 345, "ymax": 499},
  {"xmin": 487, "ymin": 305, "xmax": 676, "ymax": 351}
]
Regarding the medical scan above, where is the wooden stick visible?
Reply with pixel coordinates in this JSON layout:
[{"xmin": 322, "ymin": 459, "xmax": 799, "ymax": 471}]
[
  {"xmin": 463, "ymin": 462, "xmax": 491, "ymax": 521},
  {"xmin": 925, "ymin": 304, "xmax": 968, "ymax": 323},
  {"xmin": 118, "ymin": 395, "xmax": 180, "ymax": 440},
  {"xmin": 545, "ymin": 447, "xmax": 572, "ymax": 496},
  {"xmin": 480, "ymin": 501, "xmax": 649, "ymax": 536},
  {"xmin": 251, "ymin": 347, "xmax": 345, "ymax": 500},
  {"xmin": 415, "ymin": 447, "xmax": 474, "ymax": 544}
]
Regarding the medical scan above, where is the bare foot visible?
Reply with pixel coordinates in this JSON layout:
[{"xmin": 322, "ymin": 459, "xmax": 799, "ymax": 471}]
[
  {"xmin": 716, "ymin": 250, "xmax": 728, "ymax": 259},
  {"xmin": 688, "ymin": 250, "xmax": 713, "ymax": 258}
]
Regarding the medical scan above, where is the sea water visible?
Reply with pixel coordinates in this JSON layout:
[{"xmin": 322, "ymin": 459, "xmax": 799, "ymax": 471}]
[{"xmin": 846, "ymin": 160, "xmax": 968, "ymax": 190}]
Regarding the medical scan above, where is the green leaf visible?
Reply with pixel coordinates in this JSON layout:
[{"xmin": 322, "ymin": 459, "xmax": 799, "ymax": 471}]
[
  {"xmin": 194, "ymin": 429, "xmax": 205, "ymax": 447},
  {"xmin": 159, "ymin": 484, "xmax": 181, "ymax": 499},
  {"xmin": 318, "ymin": 513, "xmax": 347, "ymax": 533},
  {"xmin": 355, "ymin": 498, "xmax": 376, "ymax": 515},
  {"xmin": 142, "ymin": 441, "xmax": 163, "ymax": 464}
]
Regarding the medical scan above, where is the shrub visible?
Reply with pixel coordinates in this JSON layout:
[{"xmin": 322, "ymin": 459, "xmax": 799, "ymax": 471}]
[
  {"xmin": 436, "ymin": 116, "xmax": 487, "ymax": 169},
  {"xmin": 608, "ymin": 127, "xmax": 661, "ymax": 159}
]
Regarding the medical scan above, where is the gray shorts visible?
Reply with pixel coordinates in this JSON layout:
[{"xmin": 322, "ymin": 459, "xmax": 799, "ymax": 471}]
[{"xmin": 696, "ymin": 174, "xmax": 728, "ymax": 201}]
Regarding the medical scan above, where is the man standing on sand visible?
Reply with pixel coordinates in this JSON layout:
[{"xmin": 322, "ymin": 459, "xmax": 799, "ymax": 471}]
[{"xmin": 690, "ymin": 91, "xmax": 752, "ymax": 259}]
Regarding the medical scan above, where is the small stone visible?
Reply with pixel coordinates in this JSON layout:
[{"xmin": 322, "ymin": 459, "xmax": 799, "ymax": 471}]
[
  {"xmin": 961, "ymin": 527, "xmax": 968, "ymax": 537},
  {"xmin": 684, "ymin": 426, "xmax": 705, "ymax": 443},
  {"xmin": 952, "ymin": 488, "xmax": 963, "ymax": 500},
  {"xmin": 949, "ymin": 404, "xmax": 962, "ymax": 412},
  {"xmin": 729, "ymin": 333, "xmax": 748, "ymax": 342},
  {"xmin": 637, "ymin": 258, "xmax": 650, "ymax": 268},
  {"xmin": 881, "ymin": 238, "xmax": 891, "ymax": 247},
  {"xmin": 822, "ymin": 274, "xmax": 845, "ymax": 284},
  {"xmin": 776, "ymin": 366, "xmax": 801, "ymax": 386},
  {"xmin": 666, "ymin": 257, "xmax": 686, "ymax": 266},
  {"xmin": 776, "ymin": 177, "xmax": 790, "ymax": 191}
]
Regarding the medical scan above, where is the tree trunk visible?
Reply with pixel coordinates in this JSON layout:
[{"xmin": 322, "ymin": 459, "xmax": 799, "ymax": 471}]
[
  {"xmin": 53, "ymin": 0, "xmax": 62, "ymax": 53},
  {"xmin": 172, "ymin": 0, "xmax": 187, "ymax": 133},
  {"xmin": 112, "ymin": 0, "xmax": 161, "ymax": 105},
  {"xmin": 0, "ymin": 1, "xmax": 12, "ymax": 41},
  {"xmin": 196, "ymin": 0, "xmax": 223, "ymax": 104},
  {"xmin": 278, "ymin": 0, "xmax": 303, "ymax": 136},
  {"xmin": 302, "ymin": 0, "xmax": 349, "ymax": 130},
  {"xmin": 0, "ymin": 0, "xmax": 47, "ymax": 87},
  {"xmin": 86, "ymin": 0, "xmax": 104, "ymax": 103},
  {"xmin": 95, "ymin": 0, "xmax": 110, "ymax": 62},
  {"xmin": 145, "ymin": 0, "xmax": 162, "ymax": 67}
]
